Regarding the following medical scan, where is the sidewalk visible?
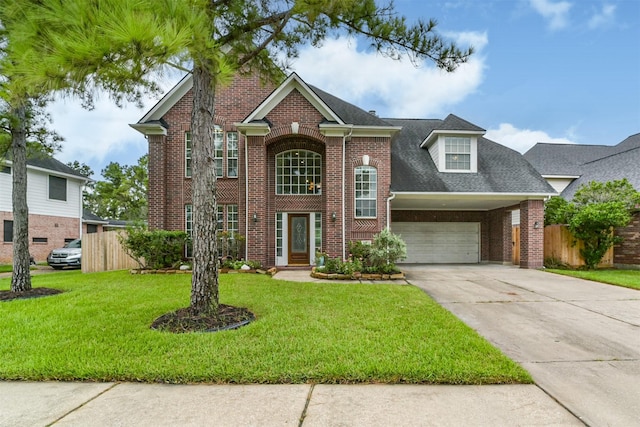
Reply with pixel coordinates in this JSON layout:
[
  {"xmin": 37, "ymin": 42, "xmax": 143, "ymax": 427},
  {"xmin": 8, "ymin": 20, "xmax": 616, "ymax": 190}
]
[{"xmin": 0, "ymin": 381, "xmax": 582, "ymax": 426}]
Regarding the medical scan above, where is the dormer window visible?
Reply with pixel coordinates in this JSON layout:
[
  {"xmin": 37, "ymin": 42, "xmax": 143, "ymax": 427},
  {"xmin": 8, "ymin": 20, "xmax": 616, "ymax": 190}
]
[{"xmin": 445, "ymin": 137, "xmax": 471, "ymax": 171}]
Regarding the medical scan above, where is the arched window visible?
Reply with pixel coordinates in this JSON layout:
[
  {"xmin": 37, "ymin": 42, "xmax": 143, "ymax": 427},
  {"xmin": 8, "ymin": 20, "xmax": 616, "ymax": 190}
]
[
  {"xmin": 276, "ymin": 150, "xmax": 322, "ymax": 195},
  {"xmin": 355, "ymin": 166, "xmax": 377, "ymax": 218}
]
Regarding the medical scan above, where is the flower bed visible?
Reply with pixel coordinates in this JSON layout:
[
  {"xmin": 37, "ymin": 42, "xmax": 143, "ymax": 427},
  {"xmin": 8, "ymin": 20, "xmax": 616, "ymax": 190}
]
[{"xmin": 310, "ymin": 267, "xmax": 405, "ymax": 281}]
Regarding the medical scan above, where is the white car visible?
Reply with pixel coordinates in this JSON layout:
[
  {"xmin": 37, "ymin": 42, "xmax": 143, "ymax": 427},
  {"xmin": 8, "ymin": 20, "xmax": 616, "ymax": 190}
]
[{"xmin": 47, "ymin": 239, "xmax": 82, "ymax": 270}]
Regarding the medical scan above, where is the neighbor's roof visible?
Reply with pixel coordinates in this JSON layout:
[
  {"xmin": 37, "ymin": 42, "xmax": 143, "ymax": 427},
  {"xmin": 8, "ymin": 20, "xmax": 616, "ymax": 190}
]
[
  {"xmin": 524, "ymin": 133, "xmax": 640, "ymax": 198},
  {"xmin": 388, "ymin": 116, "xmax": 555, "ymax": 194}
]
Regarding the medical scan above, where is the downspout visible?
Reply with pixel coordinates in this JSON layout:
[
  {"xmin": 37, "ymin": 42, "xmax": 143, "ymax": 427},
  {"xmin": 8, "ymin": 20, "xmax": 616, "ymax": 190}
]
[
  {"xmin": 244, "ymin": 133, "xmax": 249, "ymax": 260},
  {"xmin": 386, "ymin": 191, "xmax": 396, "ymax": 230},
  {"xmin": 342, "ymin": 126, "xmax": 353, "ymax": 260}
]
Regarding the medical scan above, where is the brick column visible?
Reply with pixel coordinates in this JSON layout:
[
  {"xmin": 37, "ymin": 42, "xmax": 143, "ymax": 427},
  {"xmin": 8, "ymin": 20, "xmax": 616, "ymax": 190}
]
[
  {"xmin": 324, "ymin": 137, "xmax": 344, "ymax": 259},
  {"xmin": 246, "ymin": 136, "xmax": 268, "ymax": 264},
  {"xmin": 520, "ymin": 200, "xmax": 544, "ymax": 269},
  {"xmin": 502, "ymin": 210, "xmax": 513, "ymax": 264},
  {"xmin": 147, "ymin": 134, "xmax": 166, "ymax": 230}
]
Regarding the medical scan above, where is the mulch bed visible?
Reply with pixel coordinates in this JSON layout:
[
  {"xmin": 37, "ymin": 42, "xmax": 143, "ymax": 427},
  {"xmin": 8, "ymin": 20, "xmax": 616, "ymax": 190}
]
[
  {"xmin": 0, "ymin": 287, "xmax": 63, "ymax": 302},
  {"xmin": 151, "ymin": 304, "xmax": 255, "ymax": 333}
]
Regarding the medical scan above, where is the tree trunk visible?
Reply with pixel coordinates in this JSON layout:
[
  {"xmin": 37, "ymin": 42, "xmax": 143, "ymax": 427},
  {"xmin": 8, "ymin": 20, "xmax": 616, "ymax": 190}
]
[
  {"xmin": 189, "ymin": 64, "xmax": 219, "ymax": 316},
  {"xmin": 11, "ymin": 102, "xmax": 32, "ymax": 292}
]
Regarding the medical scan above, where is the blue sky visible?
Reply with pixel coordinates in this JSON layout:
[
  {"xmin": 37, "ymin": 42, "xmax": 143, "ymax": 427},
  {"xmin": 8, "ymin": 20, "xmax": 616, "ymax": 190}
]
[{"xmin": 49, "ymin": 0, "xmax": 640, "ymax": 177}]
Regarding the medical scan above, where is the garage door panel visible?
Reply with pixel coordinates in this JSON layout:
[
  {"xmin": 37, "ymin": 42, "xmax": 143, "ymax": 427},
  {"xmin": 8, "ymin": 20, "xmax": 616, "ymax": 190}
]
[{"xmin": 393, "ymin": 222, "xmax": 480, "ymax": 264}]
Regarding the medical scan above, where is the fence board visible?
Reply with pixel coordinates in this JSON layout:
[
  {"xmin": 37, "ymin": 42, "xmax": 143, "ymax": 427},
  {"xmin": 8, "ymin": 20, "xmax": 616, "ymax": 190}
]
[
  {"xmin": 543, "ymin": 224, "xmax": 613, "ymax": 267},
  {"xmin": 82, "ymin": 232, "xmax": 139, "ymax": 273},
  {"xmin": 512, "ymin": 226, "xmax": 520, "ymax": 265}
]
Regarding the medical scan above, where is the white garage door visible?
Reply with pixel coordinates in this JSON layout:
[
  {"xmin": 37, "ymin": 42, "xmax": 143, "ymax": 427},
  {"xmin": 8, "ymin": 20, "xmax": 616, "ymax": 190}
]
[{"xmin": 392, "ymin": 222, "xmax": 480, "ymax": 264}]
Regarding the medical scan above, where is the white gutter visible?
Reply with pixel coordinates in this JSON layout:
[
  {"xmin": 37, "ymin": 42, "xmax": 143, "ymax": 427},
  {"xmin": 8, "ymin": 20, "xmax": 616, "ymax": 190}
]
[
  {"xmin": 386, "ymin": 192, "xmax": 396, "ymax": 229},
  {"xmin": 244, "ymin": 133, "xmax": 249, "ymax": 260}
]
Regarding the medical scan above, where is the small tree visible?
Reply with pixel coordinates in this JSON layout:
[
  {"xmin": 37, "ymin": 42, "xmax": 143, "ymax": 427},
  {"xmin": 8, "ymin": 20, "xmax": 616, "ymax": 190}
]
[
  {"xmin": 564, "ymin": 179, "xmax": 640, "ymax": 269},
  {"xmin": 544, "ymin": 196, "xmax": 571, "ymax": 226}
]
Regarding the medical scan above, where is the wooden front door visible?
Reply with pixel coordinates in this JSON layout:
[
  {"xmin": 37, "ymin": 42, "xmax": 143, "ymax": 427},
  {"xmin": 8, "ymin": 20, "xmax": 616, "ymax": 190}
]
[{"xmin": 288, "ymin": 214, "xmax": 310, "ymax": 265}]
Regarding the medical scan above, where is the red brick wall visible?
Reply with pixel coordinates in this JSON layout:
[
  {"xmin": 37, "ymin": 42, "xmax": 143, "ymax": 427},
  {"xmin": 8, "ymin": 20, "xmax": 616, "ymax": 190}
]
[
  {"xmin": 519, "ymin": 200, "xmax": 544, "ymax": 269},
  {"xmin": 0, "ymin": 211, "xmax": 80, "ymax": 263},
  {"xmin": 614, "ymin": 212, "xmax": 640, "ymax": 267}
]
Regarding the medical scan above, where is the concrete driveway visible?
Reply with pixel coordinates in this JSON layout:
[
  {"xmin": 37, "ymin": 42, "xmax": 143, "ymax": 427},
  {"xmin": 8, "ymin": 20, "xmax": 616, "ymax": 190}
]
[{"xmin": 405, "ymin": 264, "xmax": 640, "ymax": 427}]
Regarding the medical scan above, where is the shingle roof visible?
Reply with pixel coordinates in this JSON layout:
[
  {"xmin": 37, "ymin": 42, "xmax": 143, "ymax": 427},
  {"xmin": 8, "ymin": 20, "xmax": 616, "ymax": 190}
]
[
  {"xmin": 523, "ymin": 143, "xmax": 612, "ymax": 176},
  {"xmin": 26, "ymin": 155, "xmax": 88, "ymax": 179},
  {"xmin": 308, "ymin": 85, "xmax": 394, "ymax": 127},
  {"xmin": 387, "ymin": 118, "xmax": 554, "ymax": 194},
  {"xmin": 524, "ymin": 133, "xmax": 640, "ymax": 199}
]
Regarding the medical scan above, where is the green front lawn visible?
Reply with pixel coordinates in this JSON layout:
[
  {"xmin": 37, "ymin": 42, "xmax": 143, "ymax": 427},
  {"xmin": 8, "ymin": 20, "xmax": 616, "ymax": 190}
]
[
  {"xmin": 0, "ymin": 270, "xmax": 531, "ymax": 384},
  {"xmin": 0, "ymin": 264, "xmax": 12, "ymax": 273},
  {"xmin": 547, "ymin": 268, "xmax": 640, "ymax": 290}
]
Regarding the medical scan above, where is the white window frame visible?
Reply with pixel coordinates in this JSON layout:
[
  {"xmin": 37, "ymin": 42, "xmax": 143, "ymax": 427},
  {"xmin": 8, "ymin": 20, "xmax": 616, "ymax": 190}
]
[
  {"xmin": 185, "ymin": 132, "xmax": 192, "ymax": 177},
  {"xmin": 276, "ymin": 150, "xmax": 322, "ymax": 195},
  {"xmin": 355, "ymin": 166, "xmax": 377, "ymax": 218},
  {"xmin": 227, "ymin": 132, "xmax": 238, "ymax": 178},
  {"xmin": 444, "ymin": 136, "xmax": 471, "ymax": 171}
]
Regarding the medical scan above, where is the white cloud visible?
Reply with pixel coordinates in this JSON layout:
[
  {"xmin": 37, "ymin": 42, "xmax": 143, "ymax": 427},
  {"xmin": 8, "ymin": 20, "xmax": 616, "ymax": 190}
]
[
  {"xmin": 47, "ymin": 74, "xmax": 183, "ymax": 175},
  {"xmin": 290, "ymin": 33, "xmax": 487, "ymax": 118},
  {"xmin": 588, "ymin": 4, "xmax": 616, "ymax": 29},
  {"xmin": 485, "ymin": 123, "xmax": 576, "ymax": 153},
  {"xmin": 529, "ymin": 0, "xmax": 573, "ymax": 30}
]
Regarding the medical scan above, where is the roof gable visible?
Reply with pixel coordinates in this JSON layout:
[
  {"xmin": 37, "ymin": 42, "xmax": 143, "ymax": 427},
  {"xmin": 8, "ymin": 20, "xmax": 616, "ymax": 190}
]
[{"xmin": 243, "ymin": 73, "xmax": 343, "ymax": 124}]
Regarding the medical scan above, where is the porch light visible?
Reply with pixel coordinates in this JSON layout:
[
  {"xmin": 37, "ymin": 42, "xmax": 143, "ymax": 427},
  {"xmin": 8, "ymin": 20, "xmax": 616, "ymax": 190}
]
[
  {"xmin": 331, "ymin": 212, "xmax": 337, "ymax": 221},
  {"xmin": 533, "ymin": 221, "xmax": 541, "ymax": 229},
  {"xmin": 253, "ymin": 213, "xmax": 258, "ymax": 223}
]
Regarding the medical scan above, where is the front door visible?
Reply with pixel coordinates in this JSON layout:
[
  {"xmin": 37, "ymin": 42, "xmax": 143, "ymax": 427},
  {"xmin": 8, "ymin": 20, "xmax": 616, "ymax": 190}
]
[{"xmin": 288, "ymin": 214, "xmax": 310, "ymax": 265}]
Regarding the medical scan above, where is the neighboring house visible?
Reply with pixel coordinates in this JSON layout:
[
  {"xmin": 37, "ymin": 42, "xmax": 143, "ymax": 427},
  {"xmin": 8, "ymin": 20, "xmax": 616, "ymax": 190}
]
[
  {"xmin": 131, "ymin": 72, "xmax": 555, "ymax": 269},
  {"xmin": 524, "ymin": 133, "xmax": 640, "ymax": 267},
  {"xmin": 1, "ymin": 156, "xmax": 89, "ymax": 263},
  {"xmin": 82, "ymin": 209, "xmax": 129, "ymax": 234}
]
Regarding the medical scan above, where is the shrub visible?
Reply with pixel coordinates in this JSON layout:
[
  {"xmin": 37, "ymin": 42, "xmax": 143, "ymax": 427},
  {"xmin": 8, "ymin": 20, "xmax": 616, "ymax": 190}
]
[
  {"xmin": 368, "ymin": 228, "xmax": 407, "ymax": 272},
  {"xmin": 120, "ymin": 227, "xmax": 188, "ymax": 270}
]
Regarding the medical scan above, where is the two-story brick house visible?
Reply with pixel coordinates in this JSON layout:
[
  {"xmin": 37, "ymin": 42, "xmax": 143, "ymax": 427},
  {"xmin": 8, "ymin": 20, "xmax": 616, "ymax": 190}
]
[{"xmin": 132, "ymin": 72, "xmax": 554, "ymax": 269}]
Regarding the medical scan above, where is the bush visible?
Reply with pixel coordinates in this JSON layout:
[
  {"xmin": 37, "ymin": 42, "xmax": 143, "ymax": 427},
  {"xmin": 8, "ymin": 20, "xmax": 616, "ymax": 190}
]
[
  {"xmin": 368, "ymin": 228, "xmax": 407, "ymax": 272},
  {"xmin": 120, "ymin": 227, "xmax": 188, "ymax": 270}
]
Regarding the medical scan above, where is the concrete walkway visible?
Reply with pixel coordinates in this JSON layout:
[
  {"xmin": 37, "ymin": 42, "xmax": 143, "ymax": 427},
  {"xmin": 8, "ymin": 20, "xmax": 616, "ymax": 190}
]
[
  {"xmin": 405, "ymin": 264, "xmax": 640, "ymax": 427},
  {"xmin": 4, "ymin": 265, "xmax": 638, "ymax": 426}
]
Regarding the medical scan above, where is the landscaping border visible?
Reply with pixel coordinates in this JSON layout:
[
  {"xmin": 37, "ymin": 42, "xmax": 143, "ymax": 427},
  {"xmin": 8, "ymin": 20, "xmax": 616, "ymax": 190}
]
[{"xmin": 311, "ymin": 267, "xmax": 405, "ymax": 281}]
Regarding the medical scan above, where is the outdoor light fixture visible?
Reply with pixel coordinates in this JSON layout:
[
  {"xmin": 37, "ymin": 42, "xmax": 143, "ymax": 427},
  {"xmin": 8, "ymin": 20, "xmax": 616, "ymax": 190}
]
[
  {"xmin": 253, "ymin": 213, "xmax": 258, "ymax": 223},
  {"xmin": 331, "ymin": 212, "xmax": 337, "ymax": 221},
  {"xmin": 534, "ymin": 221, "xmax": 541, "ymax": 229}
]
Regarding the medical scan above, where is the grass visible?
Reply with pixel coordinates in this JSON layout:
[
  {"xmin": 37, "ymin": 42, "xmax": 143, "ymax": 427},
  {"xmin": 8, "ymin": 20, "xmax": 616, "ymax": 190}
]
[
  {"xmin": 547, "ymin": 268, "xmax": 640, "ymax": 290},
  {"xmin": 0, "ymin": 270, "xmax": 531, "ymax": 384},
  {"xmin": 0, "ymin": 264, "xmax": 11, "ymax": 273}
]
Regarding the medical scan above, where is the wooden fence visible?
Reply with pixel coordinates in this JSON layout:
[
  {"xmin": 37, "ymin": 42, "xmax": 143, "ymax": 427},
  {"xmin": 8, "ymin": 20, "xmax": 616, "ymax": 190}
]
[
  {"xmin": 82, "ymin": 231, "xmax": 139, "ymax": 273},
  {"xmin": 512, "ymin": 225, "xmax": 520, "ymax": 265},
  {"xmin": 543, "ymin": 224, "xmax": 613, "ymax": 267}
]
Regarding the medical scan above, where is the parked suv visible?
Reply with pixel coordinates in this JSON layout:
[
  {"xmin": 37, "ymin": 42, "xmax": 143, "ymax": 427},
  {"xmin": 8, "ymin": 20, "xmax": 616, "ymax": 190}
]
[{"xmin": 47, "ymin": 239, "xmax": 82, "ymax": 269}]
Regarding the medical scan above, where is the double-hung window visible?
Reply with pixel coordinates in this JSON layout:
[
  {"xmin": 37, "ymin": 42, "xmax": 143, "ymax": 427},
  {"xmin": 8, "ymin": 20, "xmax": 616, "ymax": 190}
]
[
  {"xmin": 445, "ymin": 137, "xmax": 471, "ymax": 171},
  {"xmin": 186, "ymin": 129, "xmax": 239, "ymax": 178},
  {"xmin": 355, "ymin": 166, "xmax": 377, "ymax": 218}
]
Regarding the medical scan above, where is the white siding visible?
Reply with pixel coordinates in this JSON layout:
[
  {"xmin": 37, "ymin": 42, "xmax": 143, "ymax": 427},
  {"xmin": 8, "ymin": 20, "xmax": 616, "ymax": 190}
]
[
  {"xmin": 546, "ymin": 177, "xmax": 574, "ymax": 193},
  {"xmin": 0, "ymin": 169, "xmax": 11, "ymax": 211},
  {"xmin": 0, "ymin": 167, "xmax": 83, "ymax": 219},
  {"xmin": 393, "ymin": 222, "xmax": 480, "ymax": 264},
  {"xmin": 428, "ymin": 140, "xmax": 439, "ymax": 168}
]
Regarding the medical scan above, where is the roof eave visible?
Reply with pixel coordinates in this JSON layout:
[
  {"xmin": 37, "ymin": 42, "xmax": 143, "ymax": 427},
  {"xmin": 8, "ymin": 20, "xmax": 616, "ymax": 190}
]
[
  {"xmin": 420, "ymin": 129, "xmax": 485, "ymax": 148},
  {"xmin": 129, "ymin": 123, "xmax": 168, "ymax": 136}
]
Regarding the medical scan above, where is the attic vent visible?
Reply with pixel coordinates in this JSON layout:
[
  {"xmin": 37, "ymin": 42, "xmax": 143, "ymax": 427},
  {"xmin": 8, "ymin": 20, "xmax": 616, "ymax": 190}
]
[{"xmin": 368, "ymin": 110, "xmax": 377, "ymax": 116}]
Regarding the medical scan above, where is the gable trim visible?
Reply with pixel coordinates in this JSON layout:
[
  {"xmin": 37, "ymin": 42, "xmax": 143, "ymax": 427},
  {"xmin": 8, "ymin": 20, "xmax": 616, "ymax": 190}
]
[
  {"xmin": 243, "ymin": 73, "xmax": 344, "ymax": 125},
  {"xmin": 136, "ymin": 73, "xmax": 193, "ymax": 124}
]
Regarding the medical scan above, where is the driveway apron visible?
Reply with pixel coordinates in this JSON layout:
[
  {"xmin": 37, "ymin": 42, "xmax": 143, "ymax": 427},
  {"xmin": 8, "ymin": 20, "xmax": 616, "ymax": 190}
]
[{"xmin": 405, "ymin": 264, "xmax": 640, "ymax": 427}]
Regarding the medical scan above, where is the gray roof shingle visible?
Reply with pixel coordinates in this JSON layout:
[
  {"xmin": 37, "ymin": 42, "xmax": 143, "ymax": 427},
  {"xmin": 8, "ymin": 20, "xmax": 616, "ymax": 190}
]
[
  {"xmin": 308, "ymin": 85, "xmax": 394, "ymax": 127},
  {"xmin": 524, "ymin": 133, "xmax": 640, "ymax": 198},
  {"xmin": 387, "ymin": 117, "xmax": 554, "ymax": 194}
]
